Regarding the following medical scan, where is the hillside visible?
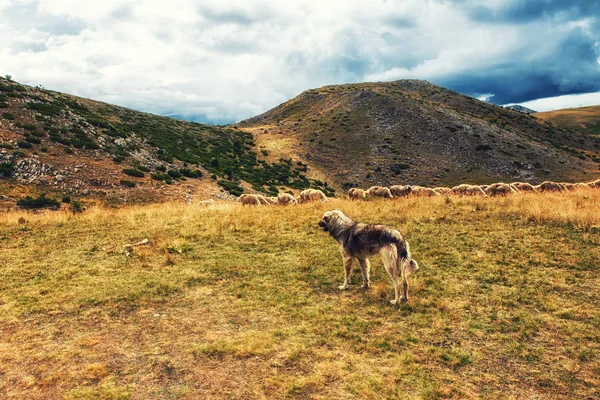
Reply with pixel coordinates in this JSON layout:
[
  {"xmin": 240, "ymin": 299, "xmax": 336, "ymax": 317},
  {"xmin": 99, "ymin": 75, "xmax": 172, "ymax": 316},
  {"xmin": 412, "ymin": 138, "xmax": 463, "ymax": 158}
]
[
  {"xmin": 238, "ymin": 80, "xmax": 600, "ymax": 189},
  {"xmin": 2, "ymin": 193, "xmax": 600, "ymax": 398},
  {"xmin": 0, "ymin": 77, "xmax": 331, "ymax": 209},
  {"xmin": 534, "ymin": 105, "xmax": 600, "ymax": 135}
]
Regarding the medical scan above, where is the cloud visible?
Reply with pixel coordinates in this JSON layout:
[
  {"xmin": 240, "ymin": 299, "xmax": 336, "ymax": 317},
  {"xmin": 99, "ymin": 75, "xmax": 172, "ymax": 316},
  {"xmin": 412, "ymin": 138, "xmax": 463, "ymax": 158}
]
[{"xmin": 0, "ymin": 0, "xmax": 599, "ymax": 124}]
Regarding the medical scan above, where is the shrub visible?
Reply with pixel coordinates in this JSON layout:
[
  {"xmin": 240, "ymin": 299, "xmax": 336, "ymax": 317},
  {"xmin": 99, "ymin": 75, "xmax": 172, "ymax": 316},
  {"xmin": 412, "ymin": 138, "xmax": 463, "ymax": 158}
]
[
  {"xmin": 3, "ymin": 112, "xmax": 15, "ymax": 120},
  {"xmin": 120, "ymin": 179, "xmax": 136, "ymax": 187},
  {"xmin": 476, "ymin": 144, "xmax": 493, "ymax": 151},
  {"xmin": 179, "ymin": 168, "xmax": 202, "ymax": 178},
  {"xmin": 61, "ymin": 195, "xmax": 71, "ymax": 203},
  {"xmin": 17, "ymin": 141, "xmax": 32, "ymax": 148},
  {"xmin": 138, "ymin": 165, "xmax": 151, "ymax": 172},
  {"xmin": 167, "ymin": 170, "xmax": 182, "ymax": 179},
  {"xmin": 151, "ymin": 173, "xmax": 173, "ymax": 184},
  {"xmin": 156, "ymin": 165, "xmax": 166, "ymax": 172},
  {"xmin": 24, "ymin": 136, "xmax": 41, "ymax": 144},
  {"xmin": 0, "ymin": 102, "xmax": 8, "ymax": 108},
  {"xmin": 390, "ymin": 163, "xmax": 410, "ymax": 174},
  {"xmin": 17, "ymin": 193, "xmax": 60, "ymax": 209},
  {"xmin": 0, "ymin": 161, "xmax": 14, "ymax": 177},
  {"xmin": 122, "ymin": 168, "xmax": 144, "ymax": 178},
  {"xmin": 218, "ymin": 180, "xmax": 244, "ymax": 196},
  {"xmin": 112, "ymin": 155, "xmax": 125, "ymax": 163},
  {"xmin": 70, "ymin": 201, "xmax": 84, "ymax": 214}
]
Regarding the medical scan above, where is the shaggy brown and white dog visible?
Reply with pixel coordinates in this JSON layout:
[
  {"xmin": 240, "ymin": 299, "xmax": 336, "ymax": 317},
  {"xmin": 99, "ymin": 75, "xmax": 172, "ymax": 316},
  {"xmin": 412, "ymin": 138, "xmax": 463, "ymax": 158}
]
[{"xmin": 318, "ymin": 210, "xmax": 419, "ymax": 304}]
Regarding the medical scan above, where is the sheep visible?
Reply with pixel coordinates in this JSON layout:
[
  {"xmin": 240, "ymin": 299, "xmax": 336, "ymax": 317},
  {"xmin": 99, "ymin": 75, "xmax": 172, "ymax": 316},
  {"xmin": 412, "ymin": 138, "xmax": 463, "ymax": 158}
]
[
  {"xmin": 239, "ymin": 194, "xmax": 262, "ymax": 206},
  {"xmin": 433, "ymin": 187, "xmax": 452, "ymax": 195},
  {"xmin": 347, "ymin": 188, "xmax": 368, "ymax": 201},
  {"xmin": 511, "ymin": 182, "xmax": 536, "ymax": 192},
  {"xmin": 389, "ymin": 185, "xmax": 412, "ymax": 198},
  {"xmin": 535, "ymin": 181, "xmax": 565, "ymax": 192},
  {"xmin": 366, "ymin": 186, "xmax": 393, "ymax": 199},
  {"xmin": 452, "ymin": 184, "xmax": 487, "ymax": 197},
  {"xmin": 485, "ymin": 183, "xmax": 518, "ymax": 196},
  {"xmin": 298, "ymin": 189, "xmax": 328, "ymax": 203},
  {"xmin": 409, "ymin": 186, "xmax": 439, "ymax": 197},
  {"xmin": 277, "ymin": 193, "xmax": 297, "ymax": 205},
  {"xmin": 255, "ymin": 195, "xmax": 271, "ymax": 206}
]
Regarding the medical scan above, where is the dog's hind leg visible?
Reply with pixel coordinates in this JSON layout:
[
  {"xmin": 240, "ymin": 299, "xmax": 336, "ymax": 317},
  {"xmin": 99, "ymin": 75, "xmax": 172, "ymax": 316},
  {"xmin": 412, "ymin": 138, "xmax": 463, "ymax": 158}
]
[
  {"xmin": 339, "ymin": 254, "xmax": 353, "ymax": 290},
  {"xmin": 358, "ymin": 258, "xmax": 372, "ymax": 289}
]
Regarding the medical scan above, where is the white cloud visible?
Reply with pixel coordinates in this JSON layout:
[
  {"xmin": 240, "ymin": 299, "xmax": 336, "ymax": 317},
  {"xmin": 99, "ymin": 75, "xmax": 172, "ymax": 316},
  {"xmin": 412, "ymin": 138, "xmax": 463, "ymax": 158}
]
[
  {"xmin": 513, "ymin": 91, "xmax": 600, "ymax": 112},
  {"xmin": 0, "ymin": 0, "xmax": 599, "ymax": 123}
]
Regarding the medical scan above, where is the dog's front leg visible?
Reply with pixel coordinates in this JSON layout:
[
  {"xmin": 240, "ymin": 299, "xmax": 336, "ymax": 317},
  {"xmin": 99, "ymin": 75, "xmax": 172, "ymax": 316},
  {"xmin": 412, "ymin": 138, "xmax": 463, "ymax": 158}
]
[{"xmin": 338, "ymin": 256, "xmax": 353, "ymax": 290}]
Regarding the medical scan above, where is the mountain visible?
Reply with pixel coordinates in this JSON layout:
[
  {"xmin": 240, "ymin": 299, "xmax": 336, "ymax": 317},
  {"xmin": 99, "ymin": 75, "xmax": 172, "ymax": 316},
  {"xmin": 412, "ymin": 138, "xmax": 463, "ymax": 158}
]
[
  {"xmin": 0, "ymin": 77, "xmax": 332, "ymax": 208},
  {"xmin": 534, "ymin": 105, "xmax": 600, "ymax": 135},
  {"xmin": 504, "ymin": 105, "xmax": 537, "ymax": 114},
  {"xmin": 238, "ymin": 80, "xmax": 600, "ymax": 189}
]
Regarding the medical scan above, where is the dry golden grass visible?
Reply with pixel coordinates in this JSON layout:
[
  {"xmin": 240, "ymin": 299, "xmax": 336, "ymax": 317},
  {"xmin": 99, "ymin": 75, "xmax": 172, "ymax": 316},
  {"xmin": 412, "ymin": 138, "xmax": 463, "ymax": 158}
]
[
  {"xmin": 1, "ymin": 191, "xmax": 600, "ymax": 399},
  {"xmin": 534, "ymin": 105, "xmax": 600, "ymax": 134}
]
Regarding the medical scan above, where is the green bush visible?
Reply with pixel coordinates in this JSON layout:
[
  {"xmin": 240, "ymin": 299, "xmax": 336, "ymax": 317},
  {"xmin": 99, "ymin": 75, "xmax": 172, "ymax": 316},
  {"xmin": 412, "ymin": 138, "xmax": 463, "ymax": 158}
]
[
  {"xmin": 122, "ymin": 168, "xmax": 145, "ymax": 178},
  {"xmin": 156, "ymin": 165, "xmax": 166, "ymax": 172},
  {"xmin": 151, "ymin": 173, "xmax": 173, "ymax": 184},
  {"xmin": 17, "ymin": 141, "xmax": 32, "ymax": 148},
  {"xmin": 24, "ymin": 136, "xmax": 41, "ymax": 144},
  {"xmin": 0, "ymin": 161, "xmax": 14, "ymax": 177},
  {"xmin": 70, "ymin": 200, "xmax": 84, "ymax": 214},
  {"xmin": 61, "ymin": 195, "xmax": 71, "ymax": 204},
  {"xmin": 167, "ymin": 170, "xmax": 182, "ymax": 179},
  {"xmin": 180, "ymin": 168, "xmax": 202, "ymax": 178},
  {"xmin": 2, "ymin": 112, "xmax": 15, "ymax": 120},
  {"xmin": 17, "ymin": 193, "xmax": 60, "ymax": 209},
  {"xmin": 120, "ymin": 179, "xmax": 136, "ymax": 187},
  {"xmin": 218, "ymin": 180, "xmax": 244, "ymax": 196},
  {"xmin": 476, "ymin": 144, "xmax": 493, "ymax": 151}
]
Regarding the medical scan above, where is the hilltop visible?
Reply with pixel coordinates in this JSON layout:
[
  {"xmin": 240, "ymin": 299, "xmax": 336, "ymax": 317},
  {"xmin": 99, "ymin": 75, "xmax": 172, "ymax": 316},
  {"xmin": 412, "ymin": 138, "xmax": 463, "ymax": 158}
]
[
  {"xmin": 534, "ymin": 105, "xmax": 600, "ymax": 135},
  {"xmin": 0, "ymin": 77, "xmax": 332, "ymax": 209},
  {"xmin": 238, "ymin": 80, "xmax": 600, "ymax": 189}
]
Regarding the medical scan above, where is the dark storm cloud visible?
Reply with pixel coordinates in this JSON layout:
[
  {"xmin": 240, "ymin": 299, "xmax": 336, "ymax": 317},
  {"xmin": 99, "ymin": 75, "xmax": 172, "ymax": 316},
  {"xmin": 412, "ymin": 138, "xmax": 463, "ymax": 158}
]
[
  {"xmin": 435, "ymin": 26, "xmax": 600, "ymax": 104},
  {"xmin": 467, "ymin": 0, "xmax": 600, "ymax": 24}
]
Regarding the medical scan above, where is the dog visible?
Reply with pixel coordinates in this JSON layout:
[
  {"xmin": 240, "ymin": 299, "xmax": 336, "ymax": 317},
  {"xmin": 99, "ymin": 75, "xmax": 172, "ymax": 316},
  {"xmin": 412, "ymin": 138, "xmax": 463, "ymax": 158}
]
[{"xmin": 318, "ymin": 210, "xmax": 419, "ymax": 304}]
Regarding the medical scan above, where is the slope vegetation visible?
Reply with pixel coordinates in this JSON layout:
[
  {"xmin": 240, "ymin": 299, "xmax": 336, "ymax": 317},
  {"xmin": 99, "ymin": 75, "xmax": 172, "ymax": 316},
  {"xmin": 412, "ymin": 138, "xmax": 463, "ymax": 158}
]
[
  {"xmin": 238, "ymin": 80, "xmax": 600, "ymax": 189},
  {"xmin": 534, "ymin": 105, "xmax": 600, "ymax": 135},
  {"xmin": 0, "ymin": 77, "xmax": 331, "ymax": 208}
]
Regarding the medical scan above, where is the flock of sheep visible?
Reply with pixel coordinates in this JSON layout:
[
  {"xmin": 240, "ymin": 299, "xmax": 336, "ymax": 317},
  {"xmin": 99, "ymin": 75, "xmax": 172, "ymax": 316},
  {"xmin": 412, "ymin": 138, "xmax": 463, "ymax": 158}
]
[
  {"xmin": 347, "ymin": 179, "xmax": 600, "ymax": 200},
  {"xmin": 233, "ymin": 179, "xmax": 600, "ymax": 206}
]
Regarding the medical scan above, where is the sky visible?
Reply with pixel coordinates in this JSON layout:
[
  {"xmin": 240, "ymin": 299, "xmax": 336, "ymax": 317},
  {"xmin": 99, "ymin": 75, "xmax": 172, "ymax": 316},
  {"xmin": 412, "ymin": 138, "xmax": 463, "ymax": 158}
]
[{"xmin": 1, "ymin": 0, "xmax": 599, "ymax": 124}]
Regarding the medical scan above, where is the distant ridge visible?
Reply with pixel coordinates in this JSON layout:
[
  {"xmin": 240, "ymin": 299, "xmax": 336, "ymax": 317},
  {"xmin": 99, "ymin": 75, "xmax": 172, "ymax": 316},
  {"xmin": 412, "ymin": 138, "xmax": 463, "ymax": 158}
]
[
  {"xmin": 504, "ymin": 105, "xmax": 537, "ymax": 114},
  {"xmin": 534, "ymin": 104, "xmax": 600, "ymax": 135}
]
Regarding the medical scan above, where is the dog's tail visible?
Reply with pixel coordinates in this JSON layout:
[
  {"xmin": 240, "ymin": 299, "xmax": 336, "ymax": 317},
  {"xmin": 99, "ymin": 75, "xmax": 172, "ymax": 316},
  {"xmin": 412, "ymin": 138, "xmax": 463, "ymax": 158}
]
[{"xmin": 398, "ymin": 240, "xmax": 419, "ymax": 277}]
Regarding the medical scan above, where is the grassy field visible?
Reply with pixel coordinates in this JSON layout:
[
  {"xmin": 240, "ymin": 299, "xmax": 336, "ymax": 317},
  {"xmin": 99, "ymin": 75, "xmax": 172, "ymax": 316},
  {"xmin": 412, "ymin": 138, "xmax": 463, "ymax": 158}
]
[{"xmin": 1, "ymin": 193, "xmax": 600, "ymax": 399}]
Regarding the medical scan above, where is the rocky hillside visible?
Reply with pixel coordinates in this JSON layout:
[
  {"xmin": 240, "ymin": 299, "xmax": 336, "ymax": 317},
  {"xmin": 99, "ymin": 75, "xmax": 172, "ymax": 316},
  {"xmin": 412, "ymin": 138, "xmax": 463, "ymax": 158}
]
[
  {"xmin": 0, "ymin": 77, "xmax": 332, "ymax": 208},
  {"xmin": 534, "ymin": 105, "xmax": 600, "ymax": 135},
  {"xmin": 238, "ymin": 80, "xmax": 600, "ymax": 189},
  {"xmin": 504, "ymin": 105, "xmax": 536, "ymax": 115}
]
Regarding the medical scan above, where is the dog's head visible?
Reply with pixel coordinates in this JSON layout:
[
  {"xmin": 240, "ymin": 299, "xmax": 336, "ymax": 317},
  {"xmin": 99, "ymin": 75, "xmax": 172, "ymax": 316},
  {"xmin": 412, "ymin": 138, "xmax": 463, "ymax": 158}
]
[{"xmin": 318, "ymin": 210, "xmax": 345, "ymax": 232}]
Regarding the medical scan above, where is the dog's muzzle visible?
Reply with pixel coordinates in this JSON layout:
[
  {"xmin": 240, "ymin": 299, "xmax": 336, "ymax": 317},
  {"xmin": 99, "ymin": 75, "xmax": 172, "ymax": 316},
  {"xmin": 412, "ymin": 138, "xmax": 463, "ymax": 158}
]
[{"xmin": 318, "ymin": 220, "xmax": 328, "ymax": 231}]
